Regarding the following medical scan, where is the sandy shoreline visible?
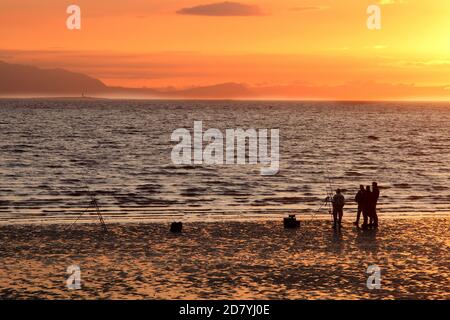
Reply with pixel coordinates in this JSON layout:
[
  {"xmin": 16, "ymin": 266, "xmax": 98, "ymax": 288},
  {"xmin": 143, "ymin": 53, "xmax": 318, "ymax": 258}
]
[
  {"xmin": 1, "ymin": 211, "xmax": 449, "ymax": 226},
  {"xmin": 0, "ymin": 216, "xmax": 448, "ymax": 299}
]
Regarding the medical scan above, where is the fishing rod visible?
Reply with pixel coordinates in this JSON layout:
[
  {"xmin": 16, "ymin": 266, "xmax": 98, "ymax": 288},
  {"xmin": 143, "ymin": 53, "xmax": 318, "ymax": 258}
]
[{"xmin": 318, "ymin": 162, "xmax": 335, "ymax": 222}]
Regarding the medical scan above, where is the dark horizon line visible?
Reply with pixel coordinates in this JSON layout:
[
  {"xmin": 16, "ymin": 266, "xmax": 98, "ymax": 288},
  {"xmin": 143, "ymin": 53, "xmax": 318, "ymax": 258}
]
[{"xmin": 1, "ymin": 95, "xmax": 450, "ymax": 104}]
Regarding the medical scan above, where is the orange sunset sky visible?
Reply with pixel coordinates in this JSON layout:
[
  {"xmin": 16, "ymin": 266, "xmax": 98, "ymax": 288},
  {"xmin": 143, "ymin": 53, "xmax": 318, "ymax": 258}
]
[{"xmin": 1, "ymin": 0, "xmax": 450, "ymax": 99}]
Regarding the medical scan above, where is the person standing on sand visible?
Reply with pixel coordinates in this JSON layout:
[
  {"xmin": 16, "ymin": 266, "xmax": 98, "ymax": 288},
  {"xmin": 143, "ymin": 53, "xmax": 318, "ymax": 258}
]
[
  {"xmin": 332, "ymin": 189, "xmax": 345, "ymax": 229},
  {"xmin": 371, "ymin": 182, "xmax": 380, "ymax": 228},
  {"xmin": 362, "ymin": 185, "xmax": 372, "ymax": 229},
  {"xmin": 354, "ymin": 185, "xmax": 365, "ymax": 227}
]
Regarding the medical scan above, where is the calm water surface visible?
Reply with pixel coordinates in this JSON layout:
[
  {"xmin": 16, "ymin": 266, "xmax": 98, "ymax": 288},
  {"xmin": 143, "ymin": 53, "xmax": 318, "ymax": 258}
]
[{"xmin": 0, "ymin": 99, "xmax": 449, "ymax": 222}]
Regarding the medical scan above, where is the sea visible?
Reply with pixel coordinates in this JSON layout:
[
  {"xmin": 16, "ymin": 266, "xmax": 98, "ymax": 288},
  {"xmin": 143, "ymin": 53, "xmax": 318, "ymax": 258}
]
[{"xmin": 0, "ymin": 99, "xmax": 449, "ymax": 223}]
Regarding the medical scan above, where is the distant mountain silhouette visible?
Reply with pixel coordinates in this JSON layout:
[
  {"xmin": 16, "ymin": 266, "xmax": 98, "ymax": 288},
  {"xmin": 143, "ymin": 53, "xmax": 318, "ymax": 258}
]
[
  {"xmin": 0, "ymin": 60, "xmax": 107, "ymax": 95},
  {"xmin": 101, "ymin": 83, "xmax": 251, "ymax": 99},
  {"xmin": 2, "ymin": 60, "xmax": 450, "ymax": 100},
  {"xmin": 0, "ymin": 60, "xmax": 251, "ymax": 98},
  {"xmin": 171, "ymin": 82, "xmax": 251, "ymax": 98}
]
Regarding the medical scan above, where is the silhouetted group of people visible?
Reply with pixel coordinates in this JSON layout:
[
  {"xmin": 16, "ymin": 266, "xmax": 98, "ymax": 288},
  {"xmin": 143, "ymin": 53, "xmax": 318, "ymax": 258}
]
[
  {"xmin": 354, "ymin": 182, "xmax": 379, "ymax": 229},
  {"xmin": 330, "ymin": 182, "xmax": 380, "ymax": 230}
]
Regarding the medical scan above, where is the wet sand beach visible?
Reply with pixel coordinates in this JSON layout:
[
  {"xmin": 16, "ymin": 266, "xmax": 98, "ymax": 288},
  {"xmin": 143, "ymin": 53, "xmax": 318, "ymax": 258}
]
[{"xmin": 0, "ymin": 216, "xmax": 448, "ymax": 299}]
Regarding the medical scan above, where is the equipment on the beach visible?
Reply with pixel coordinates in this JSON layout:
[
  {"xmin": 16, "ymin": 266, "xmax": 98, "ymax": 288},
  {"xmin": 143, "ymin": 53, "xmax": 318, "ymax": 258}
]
[
  {"xmin": 170, "ymin": 222, "xmax": 183, "ymax": 233},
  {"xmin": 317, "ymin": 194, "xmax": 333, "ymax": 216},
  {"xmin": 315, "ymin": 165, "xmax": 335, "ymax": 221},
  {"xmin": 283, "ymin": 214, "xmax": 300, "ymax": 229},
  {"xmin": 69, "ymin": 189, "xmax": 108, "ymax": 232}
]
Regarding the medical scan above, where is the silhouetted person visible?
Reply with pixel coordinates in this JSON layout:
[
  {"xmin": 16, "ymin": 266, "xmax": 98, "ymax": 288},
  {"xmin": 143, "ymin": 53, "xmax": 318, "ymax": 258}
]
[
  {"xmin": 371, "ymin": 182, "xmax": 380, "ymax": 228},
  {"xmin": 354, "ymin": 185, "xmax": 365, "ymax": 227},
  {"xmin": 332, "ymin": 189, "xmax": 345, "ymax": 229},
  {"xmin": 361, "ymin": 185, "xmax": 372, "ymax": 229}
]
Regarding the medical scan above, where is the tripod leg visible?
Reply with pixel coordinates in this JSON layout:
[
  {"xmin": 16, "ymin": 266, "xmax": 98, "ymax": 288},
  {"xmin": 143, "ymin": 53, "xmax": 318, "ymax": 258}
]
[
  {"xmin": 94, "ymin": 201, "xmax": 108, "ymax": 232},
  {"xmin": 68, "ymin": 203, "xmax": 91, "ymax": 230}
]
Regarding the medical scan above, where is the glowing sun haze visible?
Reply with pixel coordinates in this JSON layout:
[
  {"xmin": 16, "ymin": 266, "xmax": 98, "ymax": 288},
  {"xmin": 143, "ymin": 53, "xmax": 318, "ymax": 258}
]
[{"xmin": 1, "ymin": 0, "xmax": 450, "ymax": 99}]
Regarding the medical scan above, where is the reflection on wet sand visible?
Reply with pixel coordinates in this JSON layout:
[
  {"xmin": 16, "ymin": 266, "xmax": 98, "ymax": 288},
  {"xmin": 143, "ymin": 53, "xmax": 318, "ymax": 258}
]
[{"xmin": 0, "ymin": 217, "xmax": 448, "ymax": 299}]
